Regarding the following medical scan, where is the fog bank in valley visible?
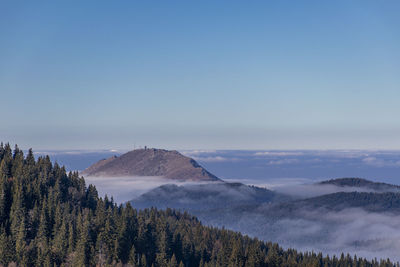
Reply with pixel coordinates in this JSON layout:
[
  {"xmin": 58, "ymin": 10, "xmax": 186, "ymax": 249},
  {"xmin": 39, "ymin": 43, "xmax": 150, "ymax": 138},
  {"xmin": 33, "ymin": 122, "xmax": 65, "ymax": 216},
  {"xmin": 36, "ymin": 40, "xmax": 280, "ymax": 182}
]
[
  {"xmin": 82, "ymin": 172, "xmax": 400, "ymax": 261},
  {"xmin": 236, "ymin": 207, "xmax": 400, "ymax": 261},
  {"xmin": 131, "ymin": 179, "xmax": 400, "ymax": 262},
  {"xmin": 83, "ymin": 175, "xmax": 218, "ymax": 203}
]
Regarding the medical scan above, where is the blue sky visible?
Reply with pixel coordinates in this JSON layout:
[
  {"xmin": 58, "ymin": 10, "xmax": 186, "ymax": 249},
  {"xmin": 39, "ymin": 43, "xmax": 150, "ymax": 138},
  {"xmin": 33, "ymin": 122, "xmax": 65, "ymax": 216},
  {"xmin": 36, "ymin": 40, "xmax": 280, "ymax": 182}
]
[{"xmin": 1, "ymin": 1, "xmax": 400, "ymax": 150}]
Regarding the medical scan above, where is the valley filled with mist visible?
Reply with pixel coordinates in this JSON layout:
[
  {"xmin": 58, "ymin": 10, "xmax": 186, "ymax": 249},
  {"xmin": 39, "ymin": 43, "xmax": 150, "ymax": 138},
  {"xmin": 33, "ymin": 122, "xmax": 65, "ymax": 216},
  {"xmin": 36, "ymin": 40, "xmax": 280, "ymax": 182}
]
[{"xmin": 45, "ymin": 148, "xmax": 400, "ymax": 262}]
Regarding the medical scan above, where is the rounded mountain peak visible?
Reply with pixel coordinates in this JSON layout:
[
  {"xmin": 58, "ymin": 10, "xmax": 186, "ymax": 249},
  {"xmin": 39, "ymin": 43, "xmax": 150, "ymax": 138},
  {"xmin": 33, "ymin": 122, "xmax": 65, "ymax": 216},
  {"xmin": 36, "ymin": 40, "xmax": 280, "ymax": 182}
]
[{"xmin": 82, "ymin": 148, "xmax": 221, "ymax": 182}]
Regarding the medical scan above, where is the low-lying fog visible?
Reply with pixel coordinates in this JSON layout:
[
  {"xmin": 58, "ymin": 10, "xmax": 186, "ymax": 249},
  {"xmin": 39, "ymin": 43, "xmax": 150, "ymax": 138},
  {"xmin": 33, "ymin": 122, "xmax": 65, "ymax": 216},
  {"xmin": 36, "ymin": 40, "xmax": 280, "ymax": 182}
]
[
  {"xmin": 222, "ymin": 178, "xmax": 400, "ymax": 261},
  {"xmin": 83, "ymin": 175, "xmax": 219, "ymax": 203},
  {"xmin": 83, "ymin": 174, "xmax": 400, "ymax": 261},
  {"xmin": 84, "ymin": 175, "xmax": 374, "ymax": 204},
  {"xmin": 55, "ymin": 149, "xmax": 400, "ymax": 262},
  {"xmin": 247, "ymin": 207, "xmax": 400, "ymax": 261}
]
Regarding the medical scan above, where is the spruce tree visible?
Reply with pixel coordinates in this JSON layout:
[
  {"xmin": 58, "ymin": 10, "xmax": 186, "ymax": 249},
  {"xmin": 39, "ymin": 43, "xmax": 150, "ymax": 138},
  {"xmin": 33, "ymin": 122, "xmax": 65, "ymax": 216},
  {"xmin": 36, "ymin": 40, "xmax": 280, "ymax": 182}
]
[
  {"xmin": 169, "ymin": 254, "xmax": 178, "ymax": 267},
  {"xmin": 129, "ymin": 244, "xmax": 137, "ymax": 267}
]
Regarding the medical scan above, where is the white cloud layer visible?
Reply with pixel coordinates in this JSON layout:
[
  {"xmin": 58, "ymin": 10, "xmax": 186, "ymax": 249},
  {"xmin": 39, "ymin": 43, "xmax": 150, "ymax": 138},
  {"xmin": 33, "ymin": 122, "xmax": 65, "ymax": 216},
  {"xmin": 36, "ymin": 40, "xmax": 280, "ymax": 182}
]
[
  {"xmin": 254, "ymin": 151, "xmax": 304, "ymax": 156},
  {"xmin": 83, "ymin": 175, "xmax": 216, "ymax": 204}
]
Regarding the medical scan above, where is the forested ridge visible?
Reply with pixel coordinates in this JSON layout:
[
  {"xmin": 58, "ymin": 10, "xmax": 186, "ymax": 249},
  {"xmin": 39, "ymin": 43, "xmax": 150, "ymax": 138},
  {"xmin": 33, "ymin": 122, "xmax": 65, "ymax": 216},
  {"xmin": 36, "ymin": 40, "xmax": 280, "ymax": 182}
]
[
  {"xmin": 320, "ymin": 178, "xmax": 400, "ymax": 191},
  {"xmin": 0, "ymin": 143, "xmax": 397, "ymax": 267}
]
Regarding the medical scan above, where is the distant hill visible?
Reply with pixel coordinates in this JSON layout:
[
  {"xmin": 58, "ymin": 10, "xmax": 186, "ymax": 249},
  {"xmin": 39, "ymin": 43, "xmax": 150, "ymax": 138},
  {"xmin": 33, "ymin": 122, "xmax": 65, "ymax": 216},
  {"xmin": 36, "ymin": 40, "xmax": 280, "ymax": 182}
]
[
  {"xmin": 270, "ymin": 191, "xmax": 400, "ymax": 215},
  {"xmin": 132, "ymin": 182, "xmax": 286, "ymax": 210},
  {"xmin": 131, "ymin": 177, "xmax": 400, "ymax": 217},
  {"xmin": 130, "ymin": 182, "xmax": 291, "ymax": 229},
  {"xmin": 320, "ymin": 177, "xmax": 400, "ymax": 192},
  {"xmin": 130, "ymin": 177, "xmax": 400, "ymax": 253},
  {"xmin": 82, "ymin": 148, "xmax": 221, "ymax": 182}
]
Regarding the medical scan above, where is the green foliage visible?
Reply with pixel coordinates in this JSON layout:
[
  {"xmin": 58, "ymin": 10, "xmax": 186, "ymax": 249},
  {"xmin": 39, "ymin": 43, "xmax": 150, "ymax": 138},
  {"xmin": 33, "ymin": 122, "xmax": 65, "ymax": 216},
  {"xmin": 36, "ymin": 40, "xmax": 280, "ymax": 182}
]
[{"xmin": 0, "ymin": 143, "xmax": 398, "ymax": 267}]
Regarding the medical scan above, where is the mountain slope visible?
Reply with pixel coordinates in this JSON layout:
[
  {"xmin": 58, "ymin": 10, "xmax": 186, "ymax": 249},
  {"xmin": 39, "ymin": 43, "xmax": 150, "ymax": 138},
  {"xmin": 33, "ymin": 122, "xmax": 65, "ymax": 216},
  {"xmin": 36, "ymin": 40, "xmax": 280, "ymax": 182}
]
[{"xmin": 82, "ymin": 148, "xmax": 220, "ymax": 181}]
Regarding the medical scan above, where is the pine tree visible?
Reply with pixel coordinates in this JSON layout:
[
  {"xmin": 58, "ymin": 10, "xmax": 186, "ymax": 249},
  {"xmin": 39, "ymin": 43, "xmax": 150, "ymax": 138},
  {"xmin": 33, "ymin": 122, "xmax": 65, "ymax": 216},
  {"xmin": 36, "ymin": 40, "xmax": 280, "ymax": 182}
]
[
  {"xmin": 67, "ymin": 221, "xmax": 75, "ymax": 254},
  {"xmin": 10, "ymin": 181, "xmax": 25, "ymax": 239},
  {"xmin": 129, "ymin": 245, "xmax": 137, "ymax": 267},
  {"xmin": 15, "ymin": 219, "xmax": 27, "ymax": 263},
  {"xmin": 52, "ymin": 220, "xmax": 68, "ymax": 264},
  {"xmin": 74, "ymin": 212, "xmax": 93, "ymax": 266},
  {"xmin": 229, "ymin": 239, "xmax": 244, "ymax": 267},
  {"xmin": 140, "ymin": 254, "xmax": 147, "ymax": 267},
  {"xmin": 0, "ymin": 173, "xmax": 7, "ymax": 223},
  {"xmin": 169, "ymin": 254, "xmax": 178, "ymax": 267},
  {"xmin": 0, "ymin": 229, "xmax": 14, "ymax": 265}
]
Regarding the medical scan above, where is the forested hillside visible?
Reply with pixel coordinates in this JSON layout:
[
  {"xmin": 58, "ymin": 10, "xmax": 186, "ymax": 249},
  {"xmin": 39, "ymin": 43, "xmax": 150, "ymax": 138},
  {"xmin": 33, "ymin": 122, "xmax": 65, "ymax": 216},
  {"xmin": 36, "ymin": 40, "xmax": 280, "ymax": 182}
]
[
  {"xmin": 277, "ymin": 191, "xmax": 400, "ymax": 213},
  {"xmin": 0, "ymin": 143, "xmax": 397, "ymax": 267},
  {"xmin": 133, "ymin": 183, "xmax": 283, "ymax": 210},
  {"xmin": 320, "ymin": 178, "xmax": 400, "ymax": 192}
]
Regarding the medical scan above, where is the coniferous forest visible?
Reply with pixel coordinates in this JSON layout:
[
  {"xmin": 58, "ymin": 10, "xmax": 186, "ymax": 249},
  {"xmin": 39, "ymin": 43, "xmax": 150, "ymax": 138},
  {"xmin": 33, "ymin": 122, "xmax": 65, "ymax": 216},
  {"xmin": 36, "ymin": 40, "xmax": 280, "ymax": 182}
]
[{"xmin": 0, "ymin": 143, "xmax": 397, "ymax": 267}]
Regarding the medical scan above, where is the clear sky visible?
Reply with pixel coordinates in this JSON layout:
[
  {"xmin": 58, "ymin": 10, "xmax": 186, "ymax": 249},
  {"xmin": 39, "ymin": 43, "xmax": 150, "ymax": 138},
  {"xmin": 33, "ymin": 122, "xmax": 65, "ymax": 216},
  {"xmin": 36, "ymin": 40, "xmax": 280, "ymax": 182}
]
[{"xmin": 1, "ymin": 1, "xmax": 400, "ymax": 150}]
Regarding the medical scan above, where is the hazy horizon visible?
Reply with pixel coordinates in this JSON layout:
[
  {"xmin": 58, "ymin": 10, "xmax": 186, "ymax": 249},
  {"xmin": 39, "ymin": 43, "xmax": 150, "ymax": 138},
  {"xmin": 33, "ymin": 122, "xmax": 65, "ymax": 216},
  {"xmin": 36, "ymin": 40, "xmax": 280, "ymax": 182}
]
[
  {"xmin": 2, "ymin": 1, "xmax": 400, "ymax": 150},
  {"xmin": 26, "ymin": 148, "xmax": 400, "ymax": 187}
]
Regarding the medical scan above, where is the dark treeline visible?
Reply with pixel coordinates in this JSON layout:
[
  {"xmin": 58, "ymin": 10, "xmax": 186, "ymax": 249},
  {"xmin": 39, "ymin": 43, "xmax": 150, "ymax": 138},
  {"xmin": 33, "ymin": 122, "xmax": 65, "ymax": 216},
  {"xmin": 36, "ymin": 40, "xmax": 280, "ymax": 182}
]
[{"xmin": 0, "ymin": 143, "xmax": 397, "ymax": 267}]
